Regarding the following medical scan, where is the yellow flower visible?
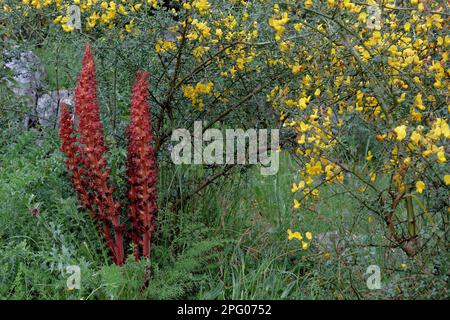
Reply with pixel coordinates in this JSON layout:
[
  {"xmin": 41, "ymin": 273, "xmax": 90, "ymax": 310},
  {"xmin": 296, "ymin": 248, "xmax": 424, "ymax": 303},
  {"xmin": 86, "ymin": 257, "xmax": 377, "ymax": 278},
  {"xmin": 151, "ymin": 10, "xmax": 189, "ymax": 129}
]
[
  {"xmin": 193, "ymin": 0, "xmax": 210, "ymax": 14},
  {"xmin": 287, "ymin": 229, "xmax": 302, "ymax": 241},
  {"xmin": 410, "ymin": 131, "xmax": 422, "ymax": 145},
  {"xmin": 294, "ymin": 23, "xmax": 303, "ymax": 31},
  {"xmin": 366, "ymin": 150, "xmax": 373, "ymax": 161},
  {"xmin": 268, "ymin": 12, "xmax": 289, "ymax": 41},
  {"xmin": 301, "ymin": 241, "xmax": 309, "ymax": 250},
  {"xmin": 394, "ymin": 125, "xmax": 407, "ymax": 141},
  {"xmin": 293, "ymin": 199, "xmax": 301, "ymax": 209},
  {"xmin": 436, "ymin": 151, "xmax": 446, "ymax": 163},
  {"xmin": 403, "ymin": 157, "xmax": 411, "ymax": 166},
  {"xmin": 305, "ymin": 231, "xmax": 313, "ymax": 240},
  {"xmin": 292, "ymin": 64, "xmax": 302, "ymax": 75},
  {"xmin": 62, "ymin": 23, "xmax": 74, "ymax": 33},
  {"xmin": 400, "ymin": 263, "xmax": 407, "ymax": 269},
  {"xmin": 147, "ymin": 0, "xmax": 157, "ymax": 9},
  {"xmin": 416, "ymin": 180, "xmax": 425, "ymax": 193},
  {"xmin": 444, "ymin": 175, "xmax": 450, "ymax": 186},
  {"xmin": 53, "ymin": 15, "xmax": 63, "ymax": 24},
  {"xmin": 368, "ymin": 216, "xmax": 374, "ymax": 223},
  {"xmin": 291, "ymin": 181, "xmax": 305, "ymax": 193},
  {"xmin": 125, "ymin": 19, "xmax": 134, "ymax": 33},
  {"xmin": 314, "ymin": 88, "xmax": 321, "ymax": 97},
  {"xmin": 414, "ymin": 93, "xmax": 426, "ymax": 110},
  {"xmin": 155, "ymin": 39, "xmax": 176, "ymax": 53}
]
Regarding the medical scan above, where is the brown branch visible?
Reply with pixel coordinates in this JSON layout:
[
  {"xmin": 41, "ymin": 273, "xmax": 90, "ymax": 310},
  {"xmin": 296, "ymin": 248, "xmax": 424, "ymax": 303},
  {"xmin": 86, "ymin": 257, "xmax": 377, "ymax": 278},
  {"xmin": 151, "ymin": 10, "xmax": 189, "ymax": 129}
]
[{"xmin": 172, "ymin": 165, "xmax": 236, "ymax": 210}]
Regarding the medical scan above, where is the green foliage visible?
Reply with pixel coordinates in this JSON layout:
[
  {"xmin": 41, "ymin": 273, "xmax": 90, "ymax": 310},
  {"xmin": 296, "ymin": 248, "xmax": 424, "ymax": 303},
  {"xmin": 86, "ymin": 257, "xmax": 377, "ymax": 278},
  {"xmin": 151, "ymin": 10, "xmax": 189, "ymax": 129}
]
[
  {"xmin": 0, "ymin": 129, "xmax": 226, "ymax": 299},
  {"xmin": 0, "ymin": 1, "xmax": 447, "ymax": 300},
  {"xmin": 0, "ymin": 128, "xmax": 447, "ymax": 300}
]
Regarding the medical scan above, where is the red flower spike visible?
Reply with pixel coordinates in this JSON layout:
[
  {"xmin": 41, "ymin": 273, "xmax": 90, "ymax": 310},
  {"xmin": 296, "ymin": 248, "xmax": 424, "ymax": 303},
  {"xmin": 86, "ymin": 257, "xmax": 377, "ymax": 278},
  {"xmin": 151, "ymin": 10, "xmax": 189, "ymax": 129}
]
[
  {"xmin": 64, "ymin": 43, "xmax": 124, "ymax": 266},
  {"xmin": 59, "ymin": 44, "xmax": 158, "ymax": 267},
  {"xmin": 127, "ymin": 71, "xmax": 158, "ymax": 260},
  {"xmin": 59, "ymin": 103, "xmax": 91, "ymax": 211}
]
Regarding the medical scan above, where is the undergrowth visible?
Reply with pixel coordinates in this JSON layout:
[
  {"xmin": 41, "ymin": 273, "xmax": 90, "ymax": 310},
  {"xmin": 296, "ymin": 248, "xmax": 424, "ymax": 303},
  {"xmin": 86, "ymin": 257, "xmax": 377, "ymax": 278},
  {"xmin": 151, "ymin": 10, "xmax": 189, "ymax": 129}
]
[{"xmin": 0, "ymin": 128, "xmax": 447, "ymax": 299}]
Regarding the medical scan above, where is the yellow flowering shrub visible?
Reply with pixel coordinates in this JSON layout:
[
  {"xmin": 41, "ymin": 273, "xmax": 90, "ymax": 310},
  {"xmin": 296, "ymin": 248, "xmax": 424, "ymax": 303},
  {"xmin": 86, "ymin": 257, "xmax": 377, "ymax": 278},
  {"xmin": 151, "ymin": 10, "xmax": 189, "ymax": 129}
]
[
  {"xmin": 1, "ymin": 0, "xmax": 448, "ymax": 260},
  {"xmin": 263, "ymin": 0, "xmax": 448, "ymax": 257}
]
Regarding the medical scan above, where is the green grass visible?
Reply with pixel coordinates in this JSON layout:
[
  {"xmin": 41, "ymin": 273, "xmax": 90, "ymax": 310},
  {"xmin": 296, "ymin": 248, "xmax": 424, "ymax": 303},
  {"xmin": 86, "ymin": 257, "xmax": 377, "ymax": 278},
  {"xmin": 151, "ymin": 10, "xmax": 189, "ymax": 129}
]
[
  {"xmin": 34, "ymin": 33, "xmax": 84, "ymax": 91},
  {"xmin": 0, "ymin": 128, "xmax": 447, "ymax": 299}
]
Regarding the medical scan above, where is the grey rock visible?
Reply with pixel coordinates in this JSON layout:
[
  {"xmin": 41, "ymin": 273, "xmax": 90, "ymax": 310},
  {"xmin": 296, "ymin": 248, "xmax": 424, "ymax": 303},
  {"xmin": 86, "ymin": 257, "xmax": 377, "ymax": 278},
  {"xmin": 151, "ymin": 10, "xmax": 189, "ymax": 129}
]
[
  {"xmin": 35, "ymin": 90, "xmax": 74, "ymax": 128},
  {"xmin": 4, "ymin": 49, "xmax": 74, "ymax": 128},
  {"xmin": 4, "ymin": 48, "xmax": 48, "ymax": 127},
  {"xmin": 4, "ymin": 49, "xmax": 47, "ymax": 101}
]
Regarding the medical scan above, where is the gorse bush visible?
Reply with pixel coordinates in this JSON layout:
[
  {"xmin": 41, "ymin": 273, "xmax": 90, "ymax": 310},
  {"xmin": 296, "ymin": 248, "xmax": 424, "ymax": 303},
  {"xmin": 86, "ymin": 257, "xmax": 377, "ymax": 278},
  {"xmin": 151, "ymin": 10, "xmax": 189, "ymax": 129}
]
[
  {"xmin": 0, "ymin": 0, "xmax": 448, "ymax": 299},
  {"xmin": 262, "ymin": 0, "xmax": 449, "ymax": 259},
  {"xmin": 59, "ymin": 43, "xmax": 158, "ymax": 266}
]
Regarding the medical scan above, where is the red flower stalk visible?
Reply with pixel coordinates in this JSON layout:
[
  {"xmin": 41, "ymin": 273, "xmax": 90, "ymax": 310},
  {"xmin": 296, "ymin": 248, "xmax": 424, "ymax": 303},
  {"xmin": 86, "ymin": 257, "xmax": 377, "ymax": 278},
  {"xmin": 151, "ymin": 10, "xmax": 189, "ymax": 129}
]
[
  {"xmin": 61, "ymin": 43, "xmax": 124, "ymax": 266},
  {"xmin": 59, "ymin": 103, "xmax": 115, "ymax": 259},
  {"xmin": 59, "ymin": 44, "xmax": 159, "ymax": 266},
  {"xmin": 127, "ymin": 71, "xmax": 158, "ymax": 260},
  {"xmin": 59, "ymin": 103, "xmax": 90, "ymax": 211}
]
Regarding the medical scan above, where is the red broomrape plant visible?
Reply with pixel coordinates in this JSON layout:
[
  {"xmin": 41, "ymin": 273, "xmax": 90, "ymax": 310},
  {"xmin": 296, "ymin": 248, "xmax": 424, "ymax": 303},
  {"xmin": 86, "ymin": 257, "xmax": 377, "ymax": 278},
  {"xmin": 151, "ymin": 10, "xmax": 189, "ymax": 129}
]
[
  {"xmin": 127, "ymin": 71, "xmax": 158, "ymax": 261},
  {"xmin": 59, "ymin": 43, "xmax": 158, "ymax": 266}
]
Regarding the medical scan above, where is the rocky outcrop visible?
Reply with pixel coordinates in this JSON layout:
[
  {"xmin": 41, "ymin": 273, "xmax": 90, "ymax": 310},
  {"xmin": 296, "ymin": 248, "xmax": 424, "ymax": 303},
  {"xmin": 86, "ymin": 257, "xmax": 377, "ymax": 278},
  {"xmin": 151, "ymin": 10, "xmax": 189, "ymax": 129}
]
[
  {"xmin": 4, "ymin": 49, "xmax": 46, "ymax": 111},
  {"xmin": 35, "ymin": 90, "xmax": 74, "ymax": 128},
  {"xmin": 4, "ymin": 48, "xmax": 73, "ymax": 128}
]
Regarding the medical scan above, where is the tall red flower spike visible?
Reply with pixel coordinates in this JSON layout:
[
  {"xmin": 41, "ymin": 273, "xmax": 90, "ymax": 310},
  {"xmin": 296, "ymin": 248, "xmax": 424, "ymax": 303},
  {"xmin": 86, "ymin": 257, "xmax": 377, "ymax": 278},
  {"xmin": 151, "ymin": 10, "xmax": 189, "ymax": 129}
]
[
  {"xmin": 59, "ymin": 44, "xmax": 159, "ymax": 266},
  {"xmin": 72, "ymin": 43, "xmax": 124, "ymax": 266},
  {"xmin": 59, "ymin": 103, "xmax": 90, "ymax": 212},
  {"xmin": 127, "ymin": 71, "xmax": 158, "ymax": 260},
  {"xmin": 59, "ymin": 102, "xmax": 113, "ymax": 257}
]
